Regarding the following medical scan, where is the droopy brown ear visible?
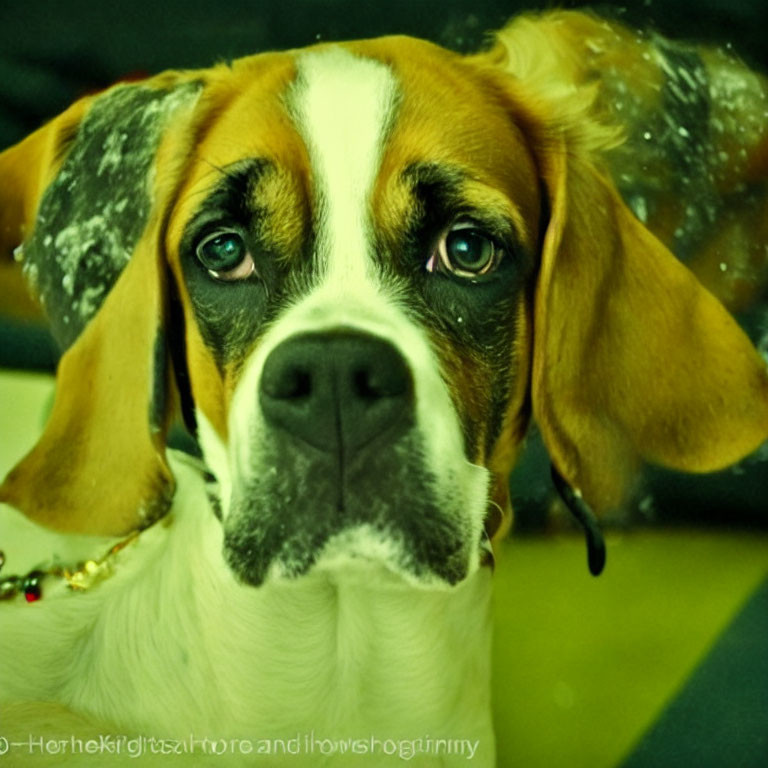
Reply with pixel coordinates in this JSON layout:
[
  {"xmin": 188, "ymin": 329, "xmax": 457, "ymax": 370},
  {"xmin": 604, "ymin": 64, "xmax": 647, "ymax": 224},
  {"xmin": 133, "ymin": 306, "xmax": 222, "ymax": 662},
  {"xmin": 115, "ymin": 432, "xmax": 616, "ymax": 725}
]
[
  {"xmin": 0, "ymin": 221, "xmax": 174, "ymax": 533},
  {"xmin": 0, "ymin": 75, "xmax": 201, "ymax": 534},
  {"xmin": 533, "ymin": 145, "xmax": 768, "ymax": 511}
]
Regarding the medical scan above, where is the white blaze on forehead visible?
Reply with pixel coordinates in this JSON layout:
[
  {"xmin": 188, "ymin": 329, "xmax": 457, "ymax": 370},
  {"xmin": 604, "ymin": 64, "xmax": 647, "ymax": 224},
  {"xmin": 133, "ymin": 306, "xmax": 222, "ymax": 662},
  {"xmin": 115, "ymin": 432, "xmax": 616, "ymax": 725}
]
[{"xmin": 288, "ymin": 47, "xmax": 398, "ymax": 284}]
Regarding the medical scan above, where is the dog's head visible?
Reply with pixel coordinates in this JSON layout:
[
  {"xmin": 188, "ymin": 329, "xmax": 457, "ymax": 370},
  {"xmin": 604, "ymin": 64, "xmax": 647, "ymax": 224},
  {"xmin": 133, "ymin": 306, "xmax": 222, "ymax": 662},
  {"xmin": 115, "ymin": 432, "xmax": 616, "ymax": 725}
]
[{"xmin": 2, "ymin": 15, "xmax": 768, "ymax": 587}]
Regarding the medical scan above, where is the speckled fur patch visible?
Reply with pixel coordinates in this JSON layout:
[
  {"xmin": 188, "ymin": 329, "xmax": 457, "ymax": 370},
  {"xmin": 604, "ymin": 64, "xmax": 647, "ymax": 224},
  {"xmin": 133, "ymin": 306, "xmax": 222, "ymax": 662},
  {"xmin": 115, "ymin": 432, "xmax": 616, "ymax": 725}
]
[
  {"xmin": 22, "ymin": 81, "xmax": 200, "ymax": 348},
  {"xmin": 600, "ymin": 38, "xmax": 768, "ymax": 263}
]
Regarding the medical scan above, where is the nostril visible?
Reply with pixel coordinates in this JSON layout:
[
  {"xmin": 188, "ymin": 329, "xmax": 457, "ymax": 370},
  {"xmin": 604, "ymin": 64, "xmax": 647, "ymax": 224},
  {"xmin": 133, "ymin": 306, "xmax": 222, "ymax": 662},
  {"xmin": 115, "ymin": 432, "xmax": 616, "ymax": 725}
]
[
  {"xmin": 262, "ymin": 363, "xmax": 312, "ymax": 400},
  {"xmin": 287, "ymin": 369, "xmax": 312, "ymax": 399},
  {"xmin": 353, "ymin": 368, "xmax": 382, "ymax": 401},
  {"xmin": 353, "ymin": 365, "xmax": 408, "ymax": 401}
]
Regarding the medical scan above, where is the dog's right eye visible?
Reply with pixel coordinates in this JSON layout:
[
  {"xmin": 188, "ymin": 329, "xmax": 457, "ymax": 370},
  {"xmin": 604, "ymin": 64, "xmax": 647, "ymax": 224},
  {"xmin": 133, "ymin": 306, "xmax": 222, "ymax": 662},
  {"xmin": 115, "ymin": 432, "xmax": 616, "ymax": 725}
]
[{"xmin": 196, "ymin": 231, "xmax": 255, "ymax": 281}]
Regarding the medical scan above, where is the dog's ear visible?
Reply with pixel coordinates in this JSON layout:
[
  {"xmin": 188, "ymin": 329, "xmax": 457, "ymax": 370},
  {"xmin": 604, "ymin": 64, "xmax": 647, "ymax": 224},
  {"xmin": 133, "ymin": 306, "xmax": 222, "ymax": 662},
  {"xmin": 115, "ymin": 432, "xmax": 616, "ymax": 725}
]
[
  {"xmin": 533, "ymin": 147, "xmax": 768, "ymax": 511},
  {"xmin": 0, "ymin": 74, "xmax": 202, "ymax": 534},
  {"xmin": 474, "ymin": 13, "xmax": 768, "ymax": 512}
]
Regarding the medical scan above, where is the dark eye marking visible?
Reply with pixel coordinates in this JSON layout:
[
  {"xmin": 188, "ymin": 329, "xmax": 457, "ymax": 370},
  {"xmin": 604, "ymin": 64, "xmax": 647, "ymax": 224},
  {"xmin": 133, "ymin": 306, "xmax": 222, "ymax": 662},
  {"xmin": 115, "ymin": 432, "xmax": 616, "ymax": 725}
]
[
  {"xmin": 180, "ymin": 158, "xmax": 272, "ymax": 281},
  {"xmin": 396, "ymin": 162, "xmax": 527, "ymax": 286},
  {"xmin": 178, "ymin": 159, "xmax": 272, "ymax": 368}
]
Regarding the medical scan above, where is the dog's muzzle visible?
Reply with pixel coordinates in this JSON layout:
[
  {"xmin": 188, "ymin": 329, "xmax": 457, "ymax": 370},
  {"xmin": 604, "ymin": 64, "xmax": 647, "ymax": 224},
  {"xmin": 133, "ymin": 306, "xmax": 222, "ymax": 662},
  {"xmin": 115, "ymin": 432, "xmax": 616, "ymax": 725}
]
[{"xmin": 223, "ymin": 329, "xmax": 474, "ymax": 588}]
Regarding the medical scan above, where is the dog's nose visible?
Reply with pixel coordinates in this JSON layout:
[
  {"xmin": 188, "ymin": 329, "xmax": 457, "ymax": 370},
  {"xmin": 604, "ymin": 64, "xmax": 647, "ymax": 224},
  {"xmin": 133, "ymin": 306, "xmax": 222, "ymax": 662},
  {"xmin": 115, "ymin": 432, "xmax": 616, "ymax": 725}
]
[{"xmin": 259, "ymin": 331, "xmax": 413, "ymax": 453}]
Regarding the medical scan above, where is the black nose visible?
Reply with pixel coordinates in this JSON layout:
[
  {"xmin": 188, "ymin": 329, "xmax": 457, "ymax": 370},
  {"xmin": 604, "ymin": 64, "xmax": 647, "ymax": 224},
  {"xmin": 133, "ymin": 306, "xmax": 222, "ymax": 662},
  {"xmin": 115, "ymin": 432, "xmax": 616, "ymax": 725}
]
[{"xmin": 259, "ymin": 331, "xmax": 413, "ymax": 453}]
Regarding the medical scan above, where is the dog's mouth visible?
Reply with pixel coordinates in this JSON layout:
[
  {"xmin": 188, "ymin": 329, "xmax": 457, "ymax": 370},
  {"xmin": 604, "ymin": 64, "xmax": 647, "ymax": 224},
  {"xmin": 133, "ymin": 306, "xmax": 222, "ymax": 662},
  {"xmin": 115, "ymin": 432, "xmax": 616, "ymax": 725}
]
[{"xmin": 219, "ymin": 429, "xmax": 488, "ymax": 589}]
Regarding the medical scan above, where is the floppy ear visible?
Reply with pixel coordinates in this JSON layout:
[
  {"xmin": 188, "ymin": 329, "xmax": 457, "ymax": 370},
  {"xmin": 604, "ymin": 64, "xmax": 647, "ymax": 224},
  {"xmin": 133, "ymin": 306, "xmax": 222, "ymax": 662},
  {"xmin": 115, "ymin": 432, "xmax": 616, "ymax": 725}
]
[
  {"xmin": 532, "ymin": 143, "xmax": 768, "ymax": 511},
  {"xmin": 0, "ymin": 75, "xmax": 202, "ymax": 534},
  {"xmin": 472, "ymin": 12, "xmax": 768, "ymax": 513}
]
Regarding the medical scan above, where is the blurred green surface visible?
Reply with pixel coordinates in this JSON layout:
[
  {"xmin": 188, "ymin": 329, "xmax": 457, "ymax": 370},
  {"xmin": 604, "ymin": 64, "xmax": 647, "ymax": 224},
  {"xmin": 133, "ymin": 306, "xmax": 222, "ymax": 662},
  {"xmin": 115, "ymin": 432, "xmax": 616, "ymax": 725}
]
[
  {"xmin": 0, "ymin": 369, "xmax": 54, "ymax": 473},
  {"xmin": 492, "ymin": 532, "xmax": 768, "ymax": 767}
]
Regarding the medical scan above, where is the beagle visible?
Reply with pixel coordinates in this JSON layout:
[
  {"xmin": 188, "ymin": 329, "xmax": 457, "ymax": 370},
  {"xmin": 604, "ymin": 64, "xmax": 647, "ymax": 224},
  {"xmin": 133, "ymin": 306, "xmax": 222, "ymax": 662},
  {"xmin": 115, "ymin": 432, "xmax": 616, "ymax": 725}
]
[{"xmin": 1, "ymin": 10, "xmax": 768, "ymax": 766}]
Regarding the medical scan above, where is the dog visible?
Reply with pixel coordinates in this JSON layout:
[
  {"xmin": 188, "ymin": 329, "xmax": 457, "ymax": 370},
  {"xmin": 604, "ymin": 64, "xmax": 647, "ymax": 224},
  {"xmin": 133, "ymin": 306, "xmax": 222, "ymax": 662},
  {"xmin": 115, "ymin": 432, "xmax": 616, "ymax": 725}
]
[{"xmin": 1, "ymin": 10, "xmax": 767, "ymax": 766}]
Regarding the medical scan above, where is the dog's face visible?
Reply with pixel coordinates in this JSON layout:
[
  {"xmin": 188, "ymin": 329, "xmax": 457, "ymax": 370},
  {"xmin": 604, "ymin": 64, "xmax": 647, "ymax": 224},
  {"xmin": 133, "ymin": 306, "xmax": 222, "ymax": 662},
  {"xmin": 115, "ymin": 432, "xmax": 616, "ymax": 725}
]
[
  {"xmin": 2, "ymin": 17, "xmax": 768, "ymax": 589},
  {"xmin": 167, "ymin": 40, "xmax": 540, "ymax": 586}
]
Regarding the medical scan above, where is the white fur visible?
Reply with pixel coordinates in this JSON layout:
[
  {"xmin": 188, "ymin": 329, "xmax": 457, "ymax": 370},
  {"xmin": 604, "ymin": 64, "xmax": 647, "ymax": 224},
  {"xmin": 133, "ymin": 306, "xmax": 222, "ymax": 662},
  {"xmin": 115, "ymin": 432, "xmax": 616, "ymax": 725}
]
[
  {"xmin": 0, "ymin": 453, "xmax": 494, "ymax": 767},
  {"xmin": 290, "ymin": 47, "xmax": 396, "ymax": 285}
]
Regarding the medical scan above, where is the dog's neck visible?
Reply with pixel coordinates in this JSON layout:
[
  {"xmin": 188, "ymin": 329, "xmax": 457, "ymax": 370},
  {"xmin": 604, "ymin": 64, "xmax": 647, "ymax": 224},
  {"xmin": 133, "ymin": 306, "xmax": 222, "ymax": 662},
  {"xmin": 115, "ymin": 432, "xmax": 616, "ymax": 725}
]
[
  {"xmin": 193, "ymin": 556, "xmax": 495, "ymax": 742},
  {"xmin": 1, "ymin": 454, "xmax": 495, "ymax": 763}
]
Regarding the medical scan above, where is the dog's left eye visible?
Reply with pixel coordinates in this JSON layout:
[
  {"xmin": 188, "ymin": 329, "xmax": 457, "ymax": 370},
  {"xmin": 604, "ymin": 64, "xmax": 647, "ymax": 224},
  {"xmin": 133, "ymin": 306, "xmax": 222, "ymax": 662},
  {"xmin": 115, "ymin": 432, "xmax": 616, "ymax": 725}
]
[
  {"xmin": 427, "ymin": 223, "xmax": 503, "ymax": 279},
  {"xmin": 195, "ymin": 231, "xmax": 255, "ymax": 280}
]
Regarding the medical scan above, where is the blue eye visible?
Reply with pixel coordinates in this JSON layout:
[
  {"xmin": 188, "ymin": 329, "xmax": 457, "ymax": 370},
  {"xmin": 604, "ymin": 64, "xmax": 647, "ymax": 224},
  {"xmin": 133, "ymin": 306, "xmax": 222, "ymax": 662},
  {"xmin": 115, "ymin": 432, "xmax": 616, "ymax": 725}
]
[{"xmin": 196, "ymin": 231, "xmax": 248, "ymax": 274}]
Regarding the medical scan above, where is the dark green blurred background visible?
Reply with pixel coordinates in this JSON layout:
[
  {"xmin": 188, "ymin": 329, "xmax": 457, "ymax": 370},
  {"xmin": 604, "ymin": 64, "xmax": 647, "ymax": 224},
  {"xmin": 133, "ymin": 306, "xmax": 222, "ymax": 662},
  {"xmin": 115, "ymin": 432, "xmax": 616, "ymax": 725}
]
[
  {"xmin": 2, "ymin": 0, "xmax": 767, "ymax": 153},
  {"xmin": 1, "ymin": 0, "xmax": 767, "ymax": 527}
]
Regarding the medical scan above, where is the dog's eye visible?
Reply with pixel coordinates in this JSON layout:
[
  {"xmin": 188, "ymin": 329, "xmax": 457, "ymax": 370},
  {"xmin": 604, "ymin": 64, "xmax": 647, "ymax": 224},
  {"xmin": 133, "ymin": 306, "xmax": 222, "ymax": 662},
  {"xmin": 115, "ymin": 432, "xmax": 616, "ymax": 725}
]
[
  {"xmin": 427, "ymin": 223, "xmax": 502, "ymax": 279},
  {"xmin": 196, "ymin": 231, "xmax": 255, "ymax": 281}
]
